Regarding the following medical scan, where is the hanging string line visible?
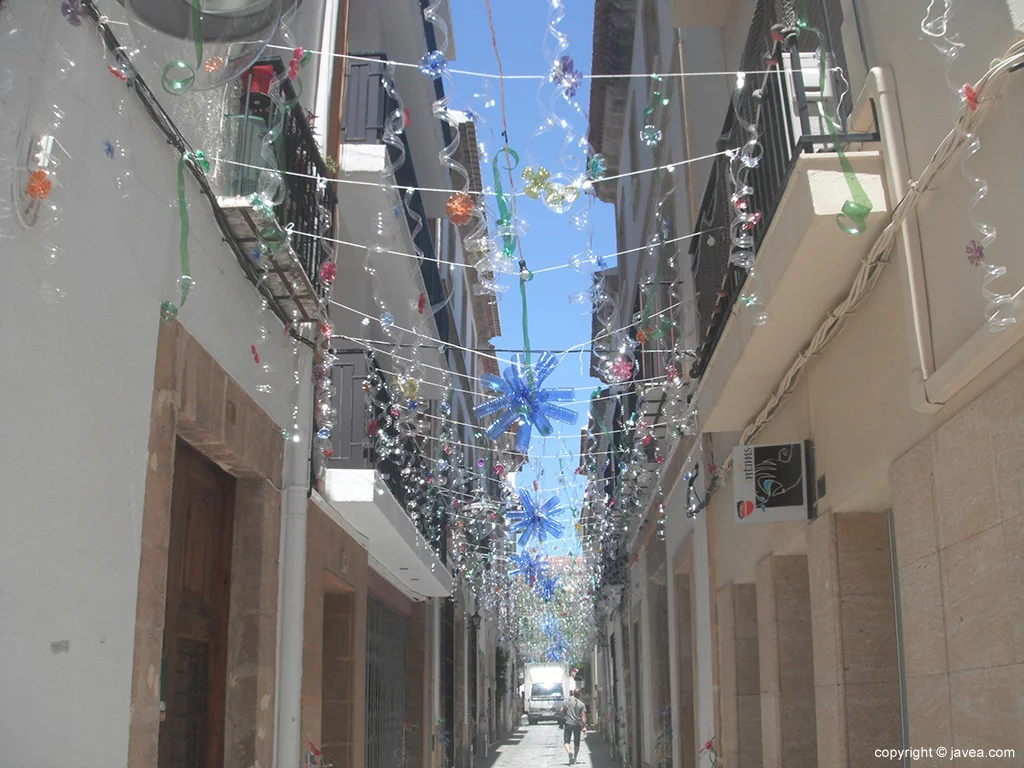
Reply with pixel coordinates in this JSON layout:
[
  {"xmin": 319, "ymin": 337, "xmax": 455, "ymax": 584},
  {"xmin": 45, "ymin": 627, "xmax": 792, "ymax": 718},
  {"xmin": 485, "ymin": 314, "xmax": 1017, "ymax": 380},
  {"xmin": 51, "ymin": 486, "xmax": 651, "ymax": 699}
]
[
  {"xmin": 210, "ymin": 150, "xmax": 730, "ymax": 197},
  {"xmin": 264, "ymin": 45, "xmax": 783, "ymax": 81},
  {"xmin": 332, "ymin": 328, "xmax": 680, "ymax": 407},
  {"xmin": 329, "ymin": 295, "xmax": 688, "ymax": 369},
  {"xmin": 292, "ymin": 221, "xmax": 722, "ymax": 275}
]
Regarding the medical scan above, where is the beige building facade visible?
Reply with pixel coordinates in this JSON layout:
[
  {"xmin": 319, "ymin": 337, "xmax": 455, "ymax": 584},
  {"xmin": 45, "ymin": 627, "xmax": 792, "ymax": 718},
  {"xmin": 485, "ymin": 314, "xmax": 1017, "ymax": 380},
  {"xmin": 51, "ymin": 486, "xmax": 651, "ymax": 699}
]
[{"xmin": 588, "ymin": 0, "xmax": 1024, "ymax": 766}]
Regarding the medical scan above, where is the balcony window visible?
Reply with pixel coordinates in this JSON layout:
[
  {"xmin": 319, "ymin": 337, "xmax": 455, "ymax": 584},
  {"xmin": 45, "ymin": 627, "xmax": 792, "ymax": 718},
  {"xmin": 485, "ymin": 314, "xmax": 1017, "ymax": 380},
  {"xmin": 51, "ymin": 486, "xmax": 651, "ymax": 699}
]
[
  {"xmin": 688, "ymin": 0, "xmax": 879, "ymax": 377},
  {"xmin": 213, "ymin": 58, "xmax": 338, "ymax": 322}
]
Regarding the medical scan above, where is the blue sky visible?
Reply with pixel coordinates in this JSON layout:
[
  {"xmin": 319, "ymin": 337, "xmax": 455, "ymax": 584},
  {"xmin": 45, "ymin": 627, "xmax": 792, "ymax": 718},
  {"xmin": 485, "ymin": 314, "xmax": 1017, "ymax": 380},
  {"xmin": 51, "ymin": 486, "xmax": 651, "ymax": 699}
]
[{"xmin": 448, "ymin": 0, "xmax": 615, "ymax": 556}]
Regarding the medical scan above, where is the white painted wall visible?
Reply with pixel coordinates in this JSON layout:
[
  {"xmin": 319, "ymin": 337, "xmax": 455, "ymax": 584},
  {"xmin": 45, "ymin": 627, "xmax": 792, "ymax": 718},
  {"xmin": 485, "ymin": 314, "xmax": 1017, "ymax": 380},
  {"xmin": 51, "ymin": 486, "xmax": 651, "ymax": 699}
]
[
  {"xmin": 0, "ymin": 0, "xmax": 348, "ymax": 765},
  {"xmin": 0, "ymin": 1, "xmax": 336, "ymax": 765}
]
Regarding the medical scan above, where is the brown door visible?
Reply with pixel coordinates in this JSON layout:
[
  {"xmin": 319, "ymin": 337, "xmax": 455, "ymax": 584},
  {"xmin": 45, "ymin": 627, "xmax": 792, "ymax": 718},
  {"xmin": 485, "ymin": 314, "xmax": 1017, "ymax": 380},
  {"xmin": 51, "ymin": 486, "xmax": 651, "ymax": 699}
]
[{"xmin": 158, "ymin": 440, "xmax": 235, "ymax": 768}]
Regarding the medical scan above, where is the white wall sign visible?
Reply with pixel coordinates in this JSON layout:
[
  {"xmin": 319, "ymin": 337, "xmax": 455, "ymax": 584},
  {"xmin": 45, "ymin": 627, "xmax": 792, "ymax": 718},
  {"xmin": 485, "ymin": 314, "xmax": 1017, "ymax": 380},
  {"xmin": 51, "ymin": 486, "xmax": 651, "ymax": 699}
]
[{"xmin": 732, "ymin": 442, "xmax": 809, "ymax": 523}]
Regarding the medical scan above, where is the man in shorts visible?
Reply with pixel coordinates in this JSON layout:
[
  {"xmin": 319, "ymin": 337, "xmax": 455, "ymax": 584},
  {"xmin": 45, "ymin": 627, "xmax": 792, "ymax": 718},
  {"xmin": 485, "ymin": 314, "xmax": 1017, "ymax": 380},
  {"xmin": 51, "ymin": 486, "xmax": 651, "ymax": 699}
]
[{"xmin": 562, "ymin": 689, "xmax": 587, "ymax": 764}]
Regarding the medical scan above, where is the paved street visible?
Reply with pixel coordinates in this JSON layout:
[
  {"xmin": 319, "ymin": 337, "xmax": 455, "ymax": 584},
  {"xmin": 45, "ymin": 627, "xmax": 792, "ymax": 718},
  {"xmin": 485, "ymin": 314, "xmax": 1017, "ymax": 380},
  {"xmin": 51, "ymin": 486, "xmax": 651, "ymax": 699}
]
[{"xmin": 476, "ymin": 719, "xmax": 618, "ymax": 768}]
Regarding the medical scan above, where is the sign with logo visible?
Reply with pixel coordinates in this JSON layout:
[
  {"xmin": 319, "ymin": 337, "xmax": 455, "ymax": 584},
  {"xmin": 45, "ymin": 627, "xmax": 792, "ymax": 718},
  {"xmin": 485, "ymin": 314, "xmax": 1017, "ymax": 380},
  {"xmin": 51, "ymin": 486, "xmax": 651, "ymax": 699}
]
[{"xmin": 733, "ymin": 442, "xmax": 809, "ymax": 523}]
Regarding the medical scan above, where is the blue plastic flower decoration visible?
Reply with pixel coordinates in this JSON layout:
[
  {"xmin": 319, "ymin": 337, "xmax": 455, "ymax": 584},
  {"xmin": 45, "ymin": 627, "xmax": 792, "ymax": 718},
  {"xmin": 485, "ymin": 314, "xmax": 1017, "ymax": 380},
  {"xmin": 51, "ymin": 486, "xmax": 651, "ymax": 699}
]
[
  {"xmin": 546, "ymin": 637, "xmax": 569, "ymax": 662},
  {"xmin": 534, "ymin": 570, "xmax": 560, "ymax": 602},
  {"xmin": 474, "ymin": 351, "xmax": 577, "ymax": 453},
  {"xmin": 419, "ymin": 50, "xmax": 448, "ymax": 80},
  {"xmin": 103, "ymin": 139, "xmax": 114, "ymax": 159},
  {"xmin": 510, "ymin": 551, "xmax": 547, "ymax": 586},
  {"xmin": 551, "ymin": 55, "xmax": 582, "ymax": 99},
  {"xmin": 506, "ymin": 488, "xmax": 565, "ymax": 547}
]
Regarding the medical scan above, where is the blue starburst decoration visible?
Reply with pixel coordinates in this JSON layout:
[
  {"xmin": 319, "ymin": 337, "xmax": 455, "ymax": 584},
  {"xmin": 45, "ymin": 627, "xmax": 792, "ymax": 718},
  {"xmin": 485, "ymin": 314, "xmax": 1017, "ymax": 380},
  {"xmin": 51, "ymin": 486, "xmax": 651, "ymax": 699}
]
[
  {"xmin": 474, "ymin": 351, "xmax": 577, "ymax": 453},
  {"xmin": 506, "ymin": 488, "xmax": 565, "ymax": 547},
  {"xmin": 509, "ymin": 551, "xmax": 547, "ymax": 586},
  {"xmin": 534, "ymin": 570, "xmax": 561, "ymax": 601}
]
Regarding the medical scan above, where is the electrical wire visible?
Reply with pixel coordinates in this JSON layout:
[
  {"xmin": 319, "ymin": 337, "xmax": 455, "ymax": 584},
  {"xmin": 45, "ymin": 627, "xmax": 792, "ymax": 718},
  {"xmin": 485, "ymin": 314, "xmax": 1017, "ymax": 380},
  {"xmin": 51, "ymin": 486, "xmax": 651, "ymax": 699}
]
[{"xmin": 701, "ymin": 38, "xmax": 1024, "ymax": 495}]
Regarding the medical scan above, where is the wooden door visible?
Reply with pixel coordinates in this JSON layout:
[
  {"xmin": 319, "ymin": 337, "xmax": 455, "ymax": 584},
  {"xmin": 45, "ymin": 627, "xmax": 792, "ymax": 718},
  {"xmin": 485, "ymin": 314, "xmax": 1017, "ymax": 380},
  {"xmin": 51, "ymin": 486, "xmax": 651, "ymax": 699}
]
[{"xmin": 158, "ymin": 441, "xmax": 235, "ymax": 768}]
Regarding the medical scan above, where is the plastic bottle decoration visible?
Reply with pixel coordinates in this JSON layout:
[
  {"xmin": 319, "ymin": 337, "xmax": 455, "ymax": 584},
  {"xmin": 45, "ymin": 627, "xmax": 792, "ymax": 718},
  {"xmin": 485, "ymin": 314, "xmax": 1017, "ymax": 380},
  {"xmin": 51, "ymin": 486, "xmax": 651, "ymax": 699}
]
[
  {"xmin": 123, "ymin": 0, "xmax": 284, "ymax": 94},
  {"xmin": 919, "ymin": 0, "xmax": 1013, "ymax": 329},
  {"xmin": 445, "ymin": 192, "xmax": 475, "ymax": 226},
  {"xmin": 610, "ymin": 356, "xmax": 633, "ymax": 382},
  {"xmin": 506, "ymin": 489, "xmax": 566, "ymax": 547},
  {"xmin": 550, "ymin": 54, "xmax": 582, "ymax": 99},
  {"xmin": 587, "ymin": 154, "xmax": 608, "ymax": 181},
  {"xmin": 319, "ymin": 260, "xmax": 337, "ymax": 283},
  {"xmin": 522, "ymin": 166, "xmax": 552, "ymax": 199},
  {"xmin": 60, "ymin": 0, "xmax": 82, "ymax": 26},
  {"xmin": 26, "ymin": 170, "xmax": 52, "ymax": 200},
  {"xmin": 473, "ymin": 352, "xmax": 578, "ymax": 453}
]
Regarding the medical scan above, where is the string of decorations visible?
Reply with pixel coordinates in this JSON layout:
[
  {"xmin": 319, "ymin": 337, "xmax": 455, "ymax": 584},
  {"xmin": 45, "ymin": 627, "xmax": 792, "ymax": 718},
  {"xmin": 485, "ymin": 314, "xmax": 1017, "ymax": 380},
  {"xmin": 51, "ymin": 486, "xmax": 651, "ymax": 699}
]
[{"xmin": 920, "ymin": 0, "xmax": 1015, "ymax": 331}]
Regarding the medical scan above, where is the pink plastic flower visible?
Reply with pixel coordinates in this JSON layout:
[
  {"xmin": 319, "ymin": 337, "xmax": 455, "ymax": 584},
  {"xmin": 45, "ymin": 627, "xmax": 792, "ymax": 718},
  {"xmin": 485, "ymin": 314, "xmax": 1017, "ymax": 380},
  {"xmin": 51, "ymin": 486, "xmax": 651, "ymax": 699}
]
[
  {"xmin": 319, "ymin": 261, "xmax": 337, "ymax": 283},
  {"xmin": 610, "ymin": 356, "xmax": 634, "ymax": 382},
  {"xmin": 962, "ymin": 83, "xmax": 978, "ymax": 111},
  {"xmin": 966, "ymin": 239, "xmax": 984, "ymax": 267}
]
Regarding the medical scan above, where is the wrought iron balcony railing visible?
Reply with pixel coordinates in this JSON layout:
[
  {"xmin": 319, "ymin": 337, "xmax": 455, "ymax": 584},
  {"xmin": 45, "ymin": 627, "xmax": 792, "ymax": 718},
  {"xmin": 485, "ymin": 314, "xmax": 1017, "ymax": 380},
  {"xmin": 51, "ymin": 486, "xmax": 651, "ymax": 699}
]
[
  {"xmin": 341, "ymin": 52, "xmax": 449, "ymax": 344},
  {"xmin": 216, "ymin": 57, "xmax": 338, "ymax": 323},
  {"xmin": 688, "ymin": 6, "xmax": 880, "ymax": 379},
  {"xmin": 327, "ymin": 351, "xmax": 446, "ymax": 550}
]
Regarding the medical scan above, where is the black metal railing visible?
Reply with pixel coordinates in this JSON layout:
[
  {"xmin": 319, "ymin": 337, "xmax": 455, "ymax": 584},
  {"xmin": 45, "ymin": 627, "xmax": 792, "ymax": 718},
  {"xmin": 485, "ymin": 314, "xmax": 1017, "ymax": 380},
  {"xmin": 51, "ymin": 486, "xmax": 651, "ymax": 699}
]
[
  {"xmin": 228, "ymin": 58, "xmax": 337, "ymax": 299},
  {"xmin": 689, "ymin": 19, "xmax": 879, "ymax": 378},
  {"xmin": 341, "ymin": 52, "xmax": 450, "ymax": 343},
  {"xmin": 327, "ymin": 351, "xmax": 444, "ymax": 548}
]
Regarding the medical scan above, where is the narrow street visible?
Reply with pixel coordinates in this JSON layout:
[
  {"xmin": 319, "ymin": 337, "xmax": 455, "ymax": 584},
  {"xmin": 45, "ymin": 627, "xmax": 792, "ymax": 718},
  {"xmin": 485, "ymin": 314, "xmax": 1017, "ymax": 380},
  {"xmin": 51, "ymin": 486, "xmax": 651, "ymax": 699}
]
[{"xmin": 476, "ymin": 721, "xmax": 615, "ymax": 768}]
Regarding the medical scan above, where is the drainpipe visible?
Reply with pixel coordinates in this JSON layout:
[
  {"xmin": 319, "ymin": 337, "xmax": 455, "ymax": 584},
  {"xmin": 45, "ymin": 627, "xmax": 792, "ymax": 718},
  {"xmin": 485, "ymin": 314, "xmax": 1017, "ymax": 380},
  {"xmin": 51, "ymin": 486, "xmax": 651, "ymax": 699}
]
[
  {"xmin": 854, "ymin": 67, "xmax": 940, "ymax": 413},
  {"xmin": 276, "ymin": 342, "xmax": 314, "ymax": 768}
]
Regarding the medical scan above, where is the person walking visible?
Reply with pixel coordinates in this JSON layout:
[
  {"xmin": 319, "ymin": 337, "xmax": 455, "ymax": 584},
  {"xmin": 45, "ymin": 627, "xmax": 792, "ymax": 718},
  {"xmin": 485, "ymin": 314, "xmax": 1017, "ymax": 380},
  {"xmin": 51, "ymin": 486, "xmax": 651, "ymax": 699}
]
[{"xmin": 561, "ymin": 689, "xmax": 587, "ymax": 765}]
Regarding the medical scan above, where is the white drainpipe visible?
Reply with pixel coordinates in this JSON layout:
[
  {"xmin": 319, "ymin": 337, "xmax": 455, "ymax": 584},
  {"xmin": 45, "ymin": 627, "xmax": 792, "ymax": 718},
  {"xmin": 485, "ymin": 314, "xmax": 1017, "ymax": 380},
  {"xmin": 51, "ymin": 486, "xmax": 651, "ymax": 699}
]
[
  {"xmin": 276, "ymin": 342, "xmax": 314, "ymax": 768},
  {"xmin": 853, "ymin": 67, "xmax": 939, "ymax": 413}
]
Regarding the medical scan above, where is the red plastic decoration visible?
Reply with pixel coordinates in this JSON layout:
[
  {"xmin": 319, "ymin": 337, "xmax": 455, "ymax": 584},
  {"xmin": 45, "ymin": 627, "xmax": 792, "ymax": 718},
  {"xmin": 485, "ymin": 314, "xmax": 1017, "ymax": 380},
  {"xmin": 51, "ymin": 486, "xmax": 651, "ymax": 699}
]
[
  {"xmin": 108, "ymin": 64, "xmax": 129, "ymax": 83},
  {"xmin": 417, "ymin": 292, "xmax": 426, "ymax": 314},
  {"xmin": 251, "ymin": 344, "xmax": 261, "ymax": 364},
  {"xmin": 26, "ymin": 170, "xmax": 52, "ymax": 201},
  {"xmin": 742, "ymin": 210, "xmax": 763, "ymax": 231},
  {"xmin": 319, "ymin": 261, "xmax": 337, "ymax": 283},
  {"xmin": 322, "ymin": 447, "xmax": 334, "ymax": 458},
  {"xmin": 367, "ymin": 420, "xmax": 379, "ymax": 437},
  {"xmin": 962, "ymin": 83, "xmax": 979, "ymax": 111},
  {"xmin": 445, "ymin": 192, "xmax": 475, "ymax": 226}
]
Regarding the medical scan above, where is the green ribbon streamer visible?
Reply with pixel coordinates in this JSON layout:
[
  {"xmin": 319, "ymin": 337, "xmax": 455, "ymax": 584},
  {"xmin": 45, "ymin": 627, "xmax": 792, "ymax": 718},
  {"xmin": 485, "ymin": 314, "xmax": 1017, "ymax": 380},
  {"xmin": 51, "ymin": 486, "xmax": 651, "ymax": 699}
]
[
  {"xmin": 589, "ymin": 388, "xmax": 613, "ymax": 453},
  {"xmin": 172, "ymin": 150, "xmax": 208, "ymax": 312},
  {"xmin": 492, "ymin": 148, "xmax": 520, "ymax": 258},
  {"xmin": 519, "ymin": 277, "xmax": 532, "ymax": 373},
  {"xmin": 795, "ymin": 0, "xmax": 872, "ymax": 235},
  {"xmin": 160, "ymin": 0, "xmax": 203, "ymax": 95},
  {"xmin": 491, "ymin": 147, "xmax": 533, "ymax": 376},
  {"xmin": 191, "ymin": 0, "xmax": 203, "ymax": 69}
]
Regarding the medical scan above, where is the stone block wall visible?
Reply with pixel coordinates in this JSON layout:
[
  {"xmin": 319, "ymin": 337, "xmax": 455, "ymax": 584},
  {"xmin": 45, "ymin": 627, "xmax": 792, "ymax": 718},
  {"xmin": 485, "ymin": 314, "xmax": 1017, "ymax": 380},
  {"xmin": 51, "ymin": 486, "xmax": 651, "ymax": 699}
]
[{"xmin": 890, "ymin": 361, "xmax": 1024, "ymax": 766}]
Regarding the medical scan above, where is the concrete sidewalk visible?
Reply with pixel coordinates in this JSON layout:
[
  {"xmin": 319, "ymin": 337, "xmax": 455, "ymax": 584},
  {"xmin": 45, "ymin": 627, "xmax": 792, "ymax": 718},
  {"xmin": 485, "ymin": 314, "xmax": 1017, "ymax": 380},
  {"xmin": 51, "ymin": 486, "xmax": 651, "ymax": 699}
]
[{"xmin": 473, "ymin": 718, "xmax": 619, "ymax": 768}]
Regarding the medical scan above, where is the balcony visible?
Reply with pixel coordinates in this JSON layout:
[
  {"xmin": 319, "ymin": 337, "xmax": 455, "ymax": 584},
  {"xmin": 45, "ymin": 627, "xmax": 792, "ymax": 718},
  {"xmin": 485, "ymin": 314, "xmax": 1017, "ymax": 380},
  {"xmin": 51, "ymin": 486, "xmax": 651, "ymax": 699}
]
[
  {"xmin": 211, "ymin": 58, "xmax": 338, "ymax": 324},
  {"xmin": 322, "ymin": 351, "xmax": 452, "ymax": 597},
  {"xmin": 688, "ymin": 26, "xmax": 887, "ymax": 433},
  {"xmin": 334, "ymin": 53, "xmax": 449, "ymax": 341}
]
